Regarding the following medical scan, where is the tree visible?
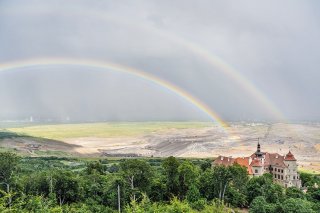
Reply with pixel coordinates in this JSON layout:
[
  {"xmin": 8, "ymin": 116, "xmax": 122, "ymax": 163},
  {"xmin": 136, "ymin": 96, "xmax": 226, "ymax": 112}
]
[
  {"xmin": 226, "ymin": 164, "xmax": 249, "ymax": 207},
  {"xmin": 82, "ymin": 172, "xmax": 109, "ymax": 204},
  {"xmin": 0, "ymin": 152, "xmax": 19, "ymax": 208},
  {"xmin": 199, "ymin": 169, "xmax": 215, "ymax": 200},
  {"xmin": 308, "ymin": 188, "xmax": 320, "ymax": 202},
  {"xmin": 178, "ymin": 160, "xmax": 200, "ymax": 199},
  {"xmin": 245, "ymin": 179, "xmax": 284, "ymax": 208},
  {"xmin": 19, "ymin": 195, "xmax": 55, "ymax": 213},
  {"xmin": 85, "ymin": 161, "xmax": 106, "ymax": 175},
  {"xmin": 200, "ymin": 159, "xmax": 212, "ymax": 172},
  {"xmin": 120, "ymin": 159, "xmax": 153, "ymax": 200},
  {"xmin": 225, "ymin": 186, "xmax": 247, "ymax": 208},
  {"xmin": 229, "ymin": 164, "xmax": 249, "ymax": 191},
  {"xmin": 108, "ymin": 164, "xmax": 119, "ymax": 173},
  {"xmin": 162, "ymin": 156, "xmax": 180, "ymax": 198},
  {"xmin": 104, "ymin": 175, "xmax": 129, "ymax": 210},
  {"xmin": 53, "ymin": 170, "xmax": 82, "ymax": 205},
  {"xmin": 264, "ymin": 183, "xmax": 284, "ymax": 203},
  {"xmin": 186, "ymin": 184, "xmax": 200, "ymax": 203},
  {"xmin": 212, "ymin": 165, "xmax": 232, "ymax": 201},
  {"xmin": 249, "ymin": 196, "xmax": 267, "ymax": 213},
  {"xmin": 281, "ymin": 198, "xmax": 315, "ymax": 213},
  {"xmin": 186, "ymin": 183, "xmax": 207, "ymax": 211},
  {"xmin": 299, "ymin": 173, "xmax": 316, "ymax": 187},
  {"xmin": 167, "ymin": 197, "xmax": 192, "ymax": 213},
  {"xmin": 246, "ymin": 173, "xmax": 276, "ymax": 204},
  {"xmin": 149, "ymin": 178, "xmax": 166, "ymax": 202},
  {"xmin": 23, "ymin": 171, "xmax": 51, "ymax": 197},
  {"xmin": 286, "ymin": 187, "xmax": 305, "ymax": 199},
  {"xmin": 124, "ymin": 194, "xmax": 152, "ymax": 213}
]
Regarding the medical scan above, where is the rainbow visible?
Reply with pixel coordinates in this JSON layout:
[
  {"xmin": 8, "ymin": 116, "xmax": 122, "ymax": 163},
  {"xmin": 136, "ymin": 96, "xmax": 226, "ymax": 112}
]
[
  {"xmin": 2, "ymin": 7, "xmax": 285, "ymax": 121},
  {"xmin": 159, "ymin": 36, "xmax": 286, "ymax": 121},
  {"xmin": 0, "ymin": 58, "xmax": 229, "ymax": 128},
  {"xmin": 80, "ymin": 10, "xmax": 286, "ymax": 121}
]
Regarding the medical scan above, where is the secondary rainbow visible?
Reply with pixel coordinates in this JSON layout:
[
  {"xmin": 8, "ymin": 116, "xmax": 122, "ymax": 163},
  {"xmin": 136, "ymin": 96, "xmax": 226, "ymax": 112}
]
[
  {"xmin": 84, "ymin": 10, "xmax": 286, "ymax": 121},
  {"xmin": 2, "ymin": 7, "xmax": 286, "ymax": 121},
  {"xmin": 2, "ymin": 6, "xmax": 286, "ymax": 121},
  {"xmin": 0, "ymin": 58, "xmax": 229, "ymax": 128}
]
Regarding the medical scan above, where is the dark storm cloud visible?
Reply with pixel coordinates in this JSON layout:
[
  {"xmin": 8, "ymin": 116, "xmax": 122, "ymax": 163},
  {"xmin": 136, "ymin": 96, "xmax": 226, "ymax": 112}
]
[{"xmin": 0, "ymin": 0, "xmax": 319, "ymax": 121}]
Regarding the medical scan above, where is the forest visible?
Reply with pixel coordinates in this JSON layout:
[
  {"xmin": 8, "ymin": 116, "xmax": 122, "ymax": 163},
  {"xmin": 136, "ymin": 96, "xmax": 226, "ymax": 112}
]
[{"xmin": 0, "ymin": 152, "xmax": 319, "ymax": 213}]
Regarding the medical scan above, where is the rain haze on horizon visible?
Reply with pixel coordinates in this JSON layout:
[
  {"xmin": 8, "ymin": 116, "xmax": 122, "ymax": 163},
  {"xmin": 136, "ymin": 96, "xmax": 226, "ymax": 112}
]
[{"xmin": 0, "ymin": 0, "xmax": 320, "ymax": 122}]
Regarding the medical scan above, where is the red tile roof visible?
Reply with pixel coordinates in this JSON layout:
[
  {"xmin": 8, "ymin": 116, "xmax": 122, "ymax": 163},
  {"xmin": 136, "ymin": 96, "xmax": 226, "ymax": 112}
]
[
  {"xmin": 234, "ymin": 157, "xmax": 249, "ymax": 167},
  {"xmin": 234, "ymin": 157, "xmax": 253, "ymax": 174},
  {"xmin": 213, "ymin": 156, "xmax": 234, "ymax": 166},
  {"xmin": 284, "ymin": 151, "xmax": 296, "ymax": 161},
  {"xmin": 268, "ymin": 153, "xmax": 287, "ymax": 167},
  {"xmin": 250, "ymin": 158, "xmax": 263, "ymax": 167}
]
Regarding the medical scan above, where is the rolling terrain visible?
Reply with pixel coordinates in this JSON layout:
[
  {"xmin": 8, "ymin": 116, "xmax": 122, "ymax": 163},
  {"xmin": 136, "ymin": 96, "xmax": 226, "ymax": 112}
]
[{"xmin": 1, "ymin": 122, "xmax": 319, "ymax": 173}]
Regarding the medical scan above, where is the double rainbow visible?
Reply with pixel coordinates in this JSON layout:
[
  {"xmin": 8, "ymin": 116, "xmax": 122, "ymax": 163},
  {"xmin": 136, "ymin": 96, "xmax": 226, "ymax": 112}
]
[
  {"xmin": 81, "ymin": 9, "xmax": 286, "ymax": 121},
  {"xmin": 0, "ymin": 6, "xmax": 287, "ymax": 129},
  {"xmin": 0, "ymin": 58, "xmax": 229, "ymax": 128}
]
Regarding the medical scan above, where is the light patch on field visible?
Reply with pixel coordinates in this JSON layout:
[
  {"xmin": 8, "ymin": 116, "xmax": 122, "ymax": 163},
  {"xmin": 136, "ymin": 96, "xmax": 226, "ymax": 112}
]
[
  {"xmin": 7, "ymin": 122, "xmax": 215, "ymax": 140},
  {"xmin": 64, "ymin": 137, "xmax": 144, "ymax": 154}
]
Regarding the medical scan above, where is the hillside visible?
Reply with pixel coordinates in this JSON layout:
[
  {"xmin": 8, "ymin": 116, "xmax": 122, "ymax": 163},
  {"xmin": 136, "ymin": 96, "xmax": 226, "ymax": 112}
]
[{"xmin": 1, "ymin": 122, "xmax": 319, "ymax": 173}]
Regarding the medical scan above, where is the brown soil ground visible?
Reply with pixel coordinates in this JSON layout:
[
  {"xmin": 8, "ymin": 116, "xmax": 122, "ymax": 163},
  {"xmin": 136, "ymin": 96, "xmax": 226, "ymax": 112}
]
[
  {"xmin": 64, "ymin": 123, "xmax": 320, "ymax": 172},
  {"xmin": 1, "ymin": 123, "xmax": 319, "ymax": 172}
]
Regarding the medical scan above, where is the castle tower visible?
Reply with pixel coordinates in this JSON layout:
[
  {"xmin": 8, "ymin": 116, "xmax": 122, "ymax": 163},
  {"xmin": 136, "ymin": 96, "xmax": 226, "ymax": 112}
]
[
  {"xmin": 284, "ymin": 151, "xmax": 301, "ymax": 188},
  {"xmin": 255, "ymin": 140, "xmax": 263, "ymax": 158}
]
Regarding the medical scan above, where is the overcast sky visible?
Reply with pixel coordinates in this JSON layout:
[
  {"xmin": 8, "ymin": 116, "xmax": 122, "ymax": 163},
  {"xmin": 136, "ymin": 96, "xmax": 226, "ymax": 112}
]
[{"xmin": 0, "ymin": 0, "xmax": 319, "ymax": 122}]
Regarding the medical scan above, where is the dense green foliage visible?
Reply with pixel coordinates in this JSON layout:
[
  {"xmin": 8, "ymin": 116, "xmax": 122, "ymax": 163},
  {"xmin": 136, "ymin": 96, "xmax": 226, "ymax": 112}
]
[
  {"xmin": 0, "ymin": 153, "xmax": 318, "ymax": 212},
  {"xmin": 0, "ymin": 131, "xmax": 25, "ymax": 139}
]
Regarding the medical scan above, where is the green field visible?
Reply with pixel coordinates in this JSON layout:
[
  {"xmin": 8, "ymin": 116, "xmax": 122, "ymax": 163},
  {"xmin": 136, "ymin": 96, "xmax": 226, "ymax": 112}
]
[
  {"xmin": 298, "ymin": 166, "xmax": 320, "ymax": 175},
  {"xmin": 5, "ymin": 122, "xmax": 215, "ymax": 140}
]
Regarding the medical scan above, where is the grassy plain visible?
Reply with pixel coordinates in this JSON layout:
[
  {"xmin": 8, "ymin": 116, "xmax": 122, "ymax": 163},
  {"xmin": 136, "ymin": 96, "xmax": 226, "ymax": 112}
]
[{"xmin": 6, "ymin": 122, "xmax": 214, "ymax": 140}]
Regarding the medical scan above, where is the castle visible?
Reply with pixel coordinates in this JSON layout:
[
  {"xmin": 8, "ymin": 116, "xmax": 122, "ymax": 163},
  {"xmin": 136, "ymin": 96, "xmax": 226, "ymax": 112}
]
[{"xmin": 213, "ymin": 142, "xmax": 301, "ymax": 188}]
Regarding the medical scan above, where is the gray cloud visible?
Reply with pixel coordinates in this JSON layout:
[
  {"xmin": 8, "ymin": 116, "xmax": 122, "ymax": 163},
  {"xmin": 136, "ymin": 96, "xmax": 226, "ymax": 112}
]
[{"xmin": 0, "ymin": 0, "xmax": 319, "ymax": 122}]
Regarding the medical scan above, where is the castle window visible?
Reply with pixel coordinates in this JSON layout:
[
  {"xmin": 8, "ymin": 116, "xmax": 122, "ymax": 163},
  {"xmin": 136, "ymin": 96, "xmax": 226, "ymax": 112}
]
[
  {"xmin": 274, "ymin": 174, "xmax": 277, "ymax": 178},
  {"xmin": 281, "ymin": 170, "xmax": 283, "ymax": 173},
  {"xmin": 255, "ymin": 169, "xmax": 258, "ymax": 173},
  {"xmin": 278, "ymin": 174, "xmax": 280, "ymax": 179},
  {"xmin": 281, "ymin": 175, "xmax": 283, "ymax": 180},
  {"xmin": 293, "ymin": 176, "xmax": 295, "ymax": 180}
]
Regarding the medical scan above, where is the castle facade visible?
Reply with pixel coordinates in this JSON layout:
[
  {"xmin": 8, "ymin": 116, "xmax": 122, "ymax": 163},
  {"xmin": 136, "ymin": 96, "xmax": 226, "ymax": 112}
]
[{"xmin": 213, "ymin": 142, "xmax": 302, "ymax": 188}]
